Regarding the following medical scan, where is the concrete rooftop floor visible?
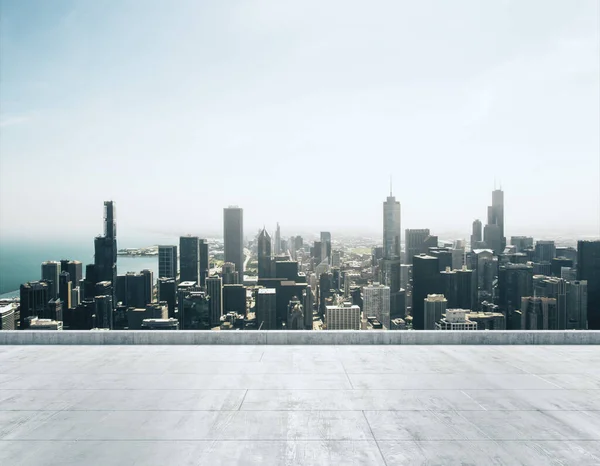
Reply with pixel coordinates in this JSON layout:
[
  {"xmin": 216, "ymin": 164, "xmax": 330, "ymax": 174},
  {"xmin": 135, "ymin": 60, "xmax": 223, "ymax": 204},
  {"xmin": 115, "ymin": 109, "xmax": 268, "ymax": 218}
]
[{"xmin": 0, "ymin": 344, "xmax": 599, "ymax": 465}]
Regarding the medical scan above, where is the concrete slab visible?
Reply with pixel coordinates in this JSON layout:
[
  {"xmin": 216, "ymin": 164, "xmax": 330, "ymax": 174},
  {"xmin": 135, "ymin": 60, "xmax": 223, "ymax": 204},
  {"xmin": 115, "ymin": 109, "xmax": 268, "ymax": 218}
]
[{"xmin": 1, "ymin": 345, "xmax": 599, "ymax": 465}]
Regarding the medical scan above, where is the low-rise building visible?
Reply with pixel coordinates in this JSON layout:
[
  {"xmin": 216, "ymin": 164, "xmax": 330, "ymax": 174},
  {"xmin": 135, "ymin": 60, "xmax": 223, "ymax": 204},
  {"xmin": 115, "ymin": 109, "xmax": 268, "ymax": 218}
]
[{"xmin": 435, "ymin": 309, "xmax": 477, "ymax": 330}]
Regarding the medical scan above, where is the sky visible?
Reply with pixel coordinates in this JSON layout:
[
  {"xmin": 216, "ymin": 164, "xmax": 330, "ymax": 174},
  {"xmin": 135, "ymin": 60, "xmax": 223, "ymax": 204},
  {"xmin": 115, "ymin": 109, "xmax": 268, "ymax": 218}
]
[{"xmin": 1, "ymin": 0, "xmax": 599, "ymax": 243}]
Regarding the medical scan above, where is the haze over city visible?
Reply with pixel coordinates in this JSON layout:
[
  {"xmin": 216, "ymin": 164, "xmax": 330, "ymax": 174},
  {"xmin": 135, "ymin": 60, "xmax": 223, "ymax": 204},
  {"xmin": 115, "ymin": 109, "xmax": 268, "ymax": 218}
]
[{"xmin": 1, "ymin": 0, "xmax": 599, "ymax": 241}]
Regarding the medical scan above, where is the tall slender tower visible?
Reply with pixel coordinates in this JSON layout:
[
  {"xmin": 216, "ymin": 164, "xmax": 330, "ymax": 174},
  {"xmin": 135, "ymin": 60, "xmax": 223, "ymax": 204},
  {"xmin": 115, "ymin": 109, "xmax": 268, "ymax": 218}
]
[
  {"xmin": 274, "ymin": 223, "xmax": 281, "ymax": 255},
  {"xmin": 94, "ymin": 201, "xmax": 117, "ymax": 307},
  {"xmin": 258, "ymin": 228, "xmax": 272, "ymax": 279},
  {"xmin": 224, "ymin": 206, "xmax": 244, "ymax": 279},
  {"xmin": 180, "ymin": 236, "xmax": 200, "ymax": 284},
  {"xmin": 383, "ymin": 182, "xmax": 401, "ymax": 260}
]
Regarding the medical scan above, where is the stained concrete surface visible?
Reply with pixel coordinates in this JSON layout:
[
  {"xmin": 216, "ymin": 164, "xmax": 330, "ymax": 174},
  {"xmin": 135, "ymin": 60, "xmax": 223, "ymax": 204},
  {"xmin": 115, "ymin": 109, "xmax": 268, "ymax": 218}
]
[{"xmin": 0, "ymin": 345, "xmax": 599, "ymax": 465}]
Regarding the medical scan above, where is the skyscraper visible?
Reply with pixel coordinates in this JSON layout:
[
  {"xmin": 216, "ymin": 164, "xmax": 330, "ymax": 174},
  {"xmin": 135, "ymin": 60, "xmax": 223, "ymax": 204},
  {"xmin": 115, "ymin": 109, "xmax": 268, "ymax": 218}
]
[
  {"xmin": 424, "ymin": 294, "xmax": 447, "ymax": 330},
  {"xmin": 199, "ymin": 239, "xmax": 209, "ymax": 287},
  {"xmin": 19, "ymin": 281, "xmax": 50, "ymax": 328},
  {"xmin": 566, "ymin": 280, "xmax": 588, "ymax": 330},
  {"xmin": 577, "ymin": 240, "xmax": 600, "ymax": 330},
  {"xmin": 158, "ymin": 245, "xmax": 178, "ymax": 279},
  {"xmin": 320, "ymin": 231, "xmax": 332, "ymax": 263},
  {"xmin": 256, "ymin": 288, "xmax": 277, "ymax": 330},
  {"xmin": 258, "ymin": 228, "xmax": 272, "ymax": 279},
  {"xmin": 224, "ymin": 206, "xmax": 244, "ymax": 280},
  {"xmin": 59, "ymin": 271, "xmax": 72, "ymax": 310},
  {"xmin": 275, "ymin": 222, "xmax": 281, "ymax": 255},
  {"xmin": 498, "ymin": 263, "xmax": 533, "ymax": 327},
  {"xmin": 535, "ymin": 240, "xmax": 556, "ymax": 262},
  {"xmin": 206, "ymin": 276, "xmax": 223, "ymax": 326},
  {"xmin": 486, "ymin": 188, "xmax": 505, "ymax": 252},
  {"xmin": 326, "ymin": 302, "xmax": 361, "ymax": 330},
  {"xmin": 383, "ymin": 191, "xmax": 401, "ymax": 259},
  {"xmin": 41, "ymin": 261, "xmax": 61, "ymax": 299},
  {"xmin": 94, "ymin": 201, "xmax": 117, "ymax": 306},
  {"xmin": 405, "ymin": 229, "xmax": 437, "ymax": 265},
  {"xmin": 412, "ymin": 254, "xmax": 441, "ymax": 330},
  {"xmin": 180, "ymin": 236, "xmax": 200, "ymax": 284},
  {"xmin": 471, "ymin": 219, "xmax": 483, "ymax": 250},
  {"xmin": 363, "ymin": 283, "xmax": 391, "ymax": 329}
]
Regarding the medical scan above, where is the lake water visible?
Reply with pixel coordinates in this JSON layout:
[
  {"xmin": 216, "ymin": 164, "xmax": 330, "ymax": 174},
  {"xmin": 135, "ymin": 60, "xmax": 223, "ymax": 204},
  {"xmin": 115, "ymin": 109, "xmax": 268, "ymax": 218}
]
[{"xmin": 0, "ymin": 239, "xmax": 160, "ymax": 297}]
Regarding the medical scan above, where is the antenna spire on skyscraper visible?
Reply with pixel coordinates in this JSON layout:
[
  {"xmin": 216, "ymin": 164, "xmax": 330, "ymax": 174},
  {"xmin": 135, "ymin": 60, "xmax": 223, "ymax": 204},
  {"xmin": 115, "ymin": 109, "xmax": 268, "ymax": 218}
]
[{"xmin": 390, "ymin": 175, "xmax": 392, "ymax": 196}]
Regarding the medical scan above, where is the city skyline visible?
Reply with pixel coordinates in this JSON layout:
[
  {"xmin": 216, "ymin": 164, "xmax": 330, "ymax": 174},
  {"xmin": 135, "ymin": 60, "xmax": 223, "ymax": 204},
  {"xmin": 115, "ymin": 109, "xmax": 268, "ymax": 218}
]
[{"xmin": 1, "ymin": 1, "xmax": 599, "ymax": 240}]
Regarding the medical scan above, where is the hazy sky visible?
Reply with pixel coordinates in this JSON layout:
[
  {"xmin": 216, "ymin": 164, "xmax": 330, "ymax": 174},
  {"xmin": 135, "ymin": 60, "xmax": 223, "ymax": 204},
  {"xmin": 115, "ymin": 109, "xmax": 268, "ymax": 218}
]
[{"xmin": 1, "ymin": 0, "xmax": 598, "ymax": 242}]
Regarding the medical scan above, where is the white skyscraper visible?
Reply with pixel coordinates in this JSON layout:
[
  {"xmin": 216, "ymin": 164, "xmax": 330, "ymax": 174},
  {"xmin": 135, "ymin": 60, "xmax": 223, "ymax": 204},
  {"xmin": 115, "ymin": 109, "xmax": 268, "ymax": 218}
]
[
  {"xmin": 363, "ymin": 283, "xmax": 391, "ymax": 329},
  {"xmin": 326, "ymin": 302, "xmax": 361, "ymax": 330}
]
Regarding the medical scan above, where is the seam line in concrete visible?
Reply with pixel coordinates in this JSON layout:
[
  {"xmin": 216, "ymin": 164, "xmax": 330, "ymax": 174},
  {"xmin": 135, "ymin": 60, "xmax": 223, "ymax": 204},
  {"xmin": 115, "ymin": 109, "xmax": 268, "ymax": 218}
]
[{"xmin": 362, "ymin": 410, "xmax": 389, "ymax": 466}]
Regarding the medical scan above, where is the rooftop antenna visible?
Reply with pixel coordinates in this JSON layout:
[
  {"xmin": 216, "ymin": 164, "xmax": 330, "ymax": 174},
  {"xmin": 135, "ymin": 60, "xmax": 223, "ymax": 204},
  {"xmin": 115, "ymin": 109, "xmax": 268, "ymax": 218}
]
[{"xmin": 390, "ymin": 175, "xmax": 393, "ymax": 196}]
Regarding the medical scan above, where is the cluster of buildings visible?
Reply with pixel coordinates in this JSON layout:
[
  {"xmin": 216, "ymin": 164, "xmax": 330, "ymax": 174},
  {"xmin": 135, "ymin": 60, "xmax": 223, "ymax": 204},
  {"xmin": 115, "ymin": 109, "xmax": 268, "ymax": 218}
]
[{"xmin": 6, "ymin": 188, "xmax": 599, "ymax": 332}]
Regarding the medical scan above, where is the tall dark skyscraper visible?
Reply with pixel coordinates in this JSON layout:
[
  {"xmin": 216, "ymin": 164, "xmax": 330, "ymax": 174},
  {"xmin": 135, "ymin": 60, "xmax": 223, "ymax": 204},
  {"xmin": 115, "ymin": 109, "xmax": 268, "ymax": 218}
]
[
  {"xmin": 206, "ymin": 276, "xmax": 223, "ymax": 326},
  {"xmin": 258, "ymin": 228, "xmax": 272, "ymax": 279},
  {"xmin": 41, "ymin": 261, "xmax": 61, "ymax": 299},
  {"xmin": 94, "ymin": 201, "xmax": 117, "ymax": 306},
  {"xmin": 383, "ymin": 190, "xmax": 401, "ymax": 260},
  {"xmin": 19, "ymin": 281, "xmax": 50, "ymax": 328},
  {"xmin": 498, "ymin": 263, "xmax": 533, "ymax": 327},
  {"xmin": 180, "ymin": 236, "xmax": 200, "ymax": 284},
  {"xmin": 486, "ymin": 188, "xmax": 505, "ymax": 252},
  {"xmin": 158, "ymin": 245, "xmax": 178, "ymax": 279},
  {"xmin": 412, "ymin": 254, "xmax": 441, "ymax": 330},
  {"xmin": 59, "ymin": 271, "xmax": 72, "ymax": 310},
  {"xmin": 224, "ymin": 206, "xmax": 244, "ymax": 280},
  {"xmin": 199, "ymin": 239, "xmax": 209, "ymax": 287},
  {"xmin": 577, "ymin": 240, "xmax": 600, "ymax": 330}
]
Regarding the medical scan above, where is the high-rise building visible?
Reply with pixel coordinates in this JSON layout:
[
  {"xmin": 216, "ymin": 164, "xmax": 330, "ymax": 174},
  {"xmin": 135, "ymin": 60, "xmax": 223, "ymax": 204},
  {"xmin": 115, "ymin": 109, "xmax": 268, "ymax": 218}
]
[
  {"xmin": 224, "ymin": 206, "xmax": 244, "ymax": 279},
  {"xmin": 326, "ymin": 302, "xmax": 361, "ymax": 330},
  {"xmin": 94, "ymin": 295, "xmax": 113, "ymax": 329},
  {"xmin": 412, "ymin": 254, "xmax": 441, "ymax": 330},
  {"xmin": 363, "ymin": 283, "xmax": 391, "ymax": 329},
  {"xmin": 59, "ymin": 272, "xmax": 72, "ymax": 310},
  {"xmin": 566, "ymin": 280, "xmax": 588, "ymax": 330},
  {"xmin": 577, "ymin": 241, "xmax": 600, "ymax": 329},
  {"xmin": 94, "ymin": 201, "xmax": 117, "ymax": 306},
  {"xmin": 520, "ymin": 296, "xmax": 558, "ymax": 330},
  {"xmin": 303, "ymin": 286, "xmax": 313, "ymax": 330},
  {"xmin": 511, "ymin": 236, "xmax": 534, "ymax": 252},
  {"xmin": 483, "ymin": 224, "xmax": 503, "ymax": 255},
  {"xmin": 383, "ymin": 191, "xmax": 401, "ymax": 260},
  {"xmin": 320, "ymin": 231, "xmax": 332, "ymax": 263},
  {"xmin": 221, "ymin": 262, "xmax": 239, "ymax": 284},
  {"xmin": 287, "ymin": 297, "xmax": 304, "ymax": 330},
  {"xmin": 19, "ymin": 281, "xmax": 50, "ymax": 328},
  {"xmin": 199, "ymin": 239, "xmax": 209, "ymax": 287},
  {"xmin": 63, "ymin": 260, "xmax": 83, "ymax": 287},
  {"xmin": 405, "ymin": 229, "xmax": 437, "ymax": 265},
  {"xmin": 158, "ymin": 245, "xmax": 178, "ymax": 279},
  {"xmin": 535, "ymin": 241, "xmax": 556, "ymax": 262},
  {"xmin": 116, "ymin": 270, "xmax": 153, "ymax": 308},
  {"xmin": 180, "ymin": 236, "xmax": 200, "ymax": 284},
  {"xmin": 552, "ymin": 257, "xmax": 573, "ymax": 277},
  {"xmin": 486, "ymin": 188, "xmax": 505, "ymax": 251},
  {"xmin": 498, "ymin": 263, "xmax": 533, "ymax": 327},
  {"xmin": 158, "ymin": 278, "xmax": 177, "ymax": 318},
  {"xmin": 41, "ymin": 261, "xmax": 61, "ymax": 299},
  {"xmin": 379, "ymin": 258, "xmax": 401, "ymax": 293},
  {"xmin": 424, "ymin": 294, "xmax": 447, "ymax": 330},
  {"xmin": 258, "ymin": 228, "xmax": 272, "ymax": 279},
  {"xmin": 256, "ymin": 288, "xmax": 277, "ymax": 330},
  {"xmin": 274, "ymin": 222, "xmax": 281, "ymax": 255},
  {"xmin": 471, "ymin": 220, "xmax": 483, "ymax": 250},
  {"xmin": 223, "ymin": 284, "xmax": 246, "ymax": 316},
  {"xmin": 206, "ymin": 276, "xmax": 223, "ymax": 327}
]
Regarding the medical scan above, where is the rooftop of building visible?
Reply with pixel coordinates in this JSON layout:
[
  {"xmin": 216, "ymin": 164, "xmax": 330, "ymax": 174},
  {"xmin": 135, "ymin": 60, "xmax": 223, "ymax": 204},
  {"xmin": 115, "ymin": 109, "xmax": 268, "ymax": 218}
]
[{"xmin": 0, "ymin": 339, "xmax": 598, "ymax": 465}]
